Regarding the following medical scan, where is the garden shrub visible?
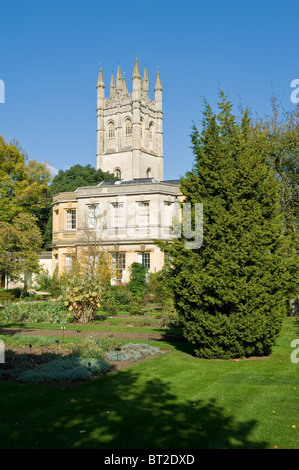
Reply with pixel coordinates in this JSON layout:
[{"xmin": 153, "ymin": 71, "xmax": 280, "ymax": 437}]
[
  {"xmin": 100, "ymin": 284, "xmax": 131, "ymax": 315},
  {"xmin": 71, "ymin": 336, "xmax": 122, "ymax": 359},
  {"xmin": 128, "ymin": 263, "xmax": 147, "ymax": 299},
  {"xmin": 105, "ymin": 342, "xmax": 162, "ymax": 362},
  {"xmin": 59, "ymin": 250, "xmax": 111, "ymax": 323},
  {"xmin": 15, "ymin": 357, "xmax": 110, "ymax": 383},
  {"xmin": 145, "ymin": 271, "xmax": 175, "ymax": 312},
  {"xmin": 0, "ymin": 291, "xmax": 15, "ymax": 303},
  {"xmin": 101, "ymin": 282, "xmax": 145, "ymax": 316},
  {"xmin": 128, "ymin": 297, "xmax": 144, "ymax": 315},
  {"xmin": 33, "ymin": 267, "xmax": 61, "ymax": 298},
  {"xmin": 0, "ymin": 301, "xmax": 68, "ymax": 324},
  {"xmin": 0, "ymin": 288, "xmax": 27, "ymax": 302}
]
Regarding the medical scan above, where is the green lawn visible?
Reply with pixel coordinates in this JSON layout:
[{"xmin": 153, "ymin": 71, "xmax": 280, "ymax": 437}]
[{"xmin": 0, "ymin": 316, "xmax": 298, "ymax": 449}]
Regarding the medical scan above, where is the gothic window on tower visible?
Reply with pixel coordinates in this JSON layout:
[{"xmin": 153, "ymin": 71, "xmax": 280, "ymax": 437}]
[
  {"xmin": 124, "ymin": 118, "xmax": 132, "ymax": 146},
  {"xmin": 146, "ymin": 168, "xmax": 152, "ymax": 178},
  {"xmin": 149, "ymin": 122, "xmax": 155, "ymax": 152},
  {"xmin": 107, "ymin": 121, "xmax": 115, "ymax": 148},
  {"xmin": 140, "ymin": 117, "xmax": 144, "ymax": 146},
  {"xmin": 114, "ymin": 168, "xmax": 121, "ymax": 179}
]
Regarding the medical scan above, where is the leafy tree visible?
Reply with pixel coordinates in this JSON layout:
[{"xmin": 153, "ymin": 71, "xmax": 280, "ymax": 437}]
[
  {"xmin": 252, "ymin": 97, "xmax": 299, "ymax": 302},
  {"xmin": 0, "ymin": 136, "xmax": 50, "ymax": 284},
  {"xmin": 43, "ymin": 164, "xmax": 117, "ymax": 248},
  {"xmin": 254, "ymin": 97, "xmax": 299, "ymax": 236},
  {"xmin": 49, "ymin": 164, "xmax": 117, "ymax": 195},
  {"xmin": 0, "ymin": 212, "xmax": 43, "ymax": 284},
  {"xmin": 0, "ymin": 136, "xmax": 51, "ymax": 223},
  {"xmin": 158, "ymin": 91, "xmax": 297, "ymax": 359}
]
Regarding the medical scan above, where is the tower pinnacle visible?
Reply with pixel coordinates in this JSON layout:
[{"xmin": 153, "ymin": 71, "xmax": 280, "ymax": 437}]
[
  {"xmin": 97, "ymin": 68, "xmax": 105, "ymax": 88},
  {"xmin": 132, "ymin": 58, "xmax": 141, "ymax": 78}
]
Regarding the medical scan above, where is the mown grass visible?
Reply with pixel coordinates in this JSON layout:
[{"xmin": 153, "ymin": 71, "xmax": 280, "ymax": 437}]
[
  {"xmin": 0, "ymin": 321, "xmax": 182, "ymax": 336},
  {"xmin": 0, "ymin": 316, "xmax": 298, "ymax": 449}
]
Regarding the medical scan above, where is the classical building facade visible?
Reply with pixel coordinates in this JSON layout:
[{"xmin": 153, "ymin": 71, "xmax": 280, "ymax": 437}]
[{"xmin": 51, "ymin": 59, "xmax": 181, "ymax": 282}]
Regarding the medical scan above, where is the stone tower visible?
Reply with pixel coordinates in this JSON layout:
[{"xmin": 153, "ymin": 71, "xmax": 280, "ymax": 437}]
[{"xmin": 96, "ymin": 59, "xmax": 163, "ymax": 181}]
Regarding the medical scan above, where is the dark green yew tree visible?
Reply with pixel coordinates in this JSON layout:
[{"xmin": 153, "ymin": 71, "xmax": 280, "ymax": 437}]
[{"xmin": 159, "ymin": 92, "xmax": 297, "ymax": 359}]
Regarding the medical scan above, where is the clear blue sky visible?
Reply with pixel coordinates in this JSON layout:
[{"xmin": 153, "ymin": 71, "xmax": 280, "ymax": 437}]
[{"xmin": 0, "ymin": 0, "xmax": 298, "ymax": 180}]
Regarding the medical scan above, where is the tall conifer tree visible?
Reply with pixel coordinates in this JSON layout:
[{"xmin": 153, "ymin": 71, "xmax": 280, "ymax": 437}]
[{"xmin": 159, "ymin": 92, "xmax": 296, "ymax": 358}]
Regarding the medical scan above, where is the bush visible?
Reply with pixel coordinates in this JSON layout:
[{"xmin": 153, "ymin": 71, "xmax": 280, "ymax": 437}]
[
  {"xmin": 0, "ymin": 301, "xmax": 68, "ymax": 324},
  {"xmin": 128, "ymin": 263, "xmax": 147, "ymax": 300},
  {"xmin": 0, "ymin": 288, "xmax": 28, "ymax": 303},
  {"xmin": 71, "ymin": 336, "xmax": 122, "ymax": 359},
  {"xmin": 33, "ymin": 267, "xmax": 61, "ymax": 297},
  {"xmin": 59, "ymin": 251, "xmax": 110, "ymax": 323},
  {"xmin": 0, "ymin": 291, "xmax": 15, "ymax": 303},
  {"xmin": 100, "ymin": 284, "xmax": 131, "ymax": 315},
  {"xmin": 128, "ymin": 297, "xmax": 144, "ymax": 315},
  {"xmin": 105, "ymin": 342, "xmax": 162, "ymax": 362},
  {"xmin": 15, "ymin": 357, "xmax": 110, "ymax": 383},
  {"xmin": 145, "ymin": 271, "xmax": 175, "ymax": 312}
]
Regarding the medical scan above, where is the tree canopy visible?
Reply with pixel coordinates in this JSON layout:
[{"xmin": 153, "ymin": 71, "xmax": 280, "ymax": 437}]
[
  {"xmin": 0, "ymin": 136, "xmax": 50, "ymax": 282},
  {"xmin": 0, "ymin": 136, "xmax": 51, "ymax": 223},
  {"xmin": 49, "ymin": 164, "xmax": 116, "ymax": 196},
  {"xmin": 0, "ymin": 212, "xmax": 43, "ymax": 283}
]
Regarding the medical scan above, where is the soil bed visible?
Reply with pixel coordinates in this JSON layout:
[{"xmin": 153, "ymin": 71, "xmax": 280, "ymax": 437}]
[{"xmin": 0, "ymin": 343, "xmax": 169, "ymax": 387}]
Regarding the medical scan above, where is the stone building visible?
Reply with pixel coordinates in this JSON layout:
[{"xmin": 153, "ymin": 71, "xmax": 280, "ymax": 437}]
[{"xmin": 51, "ymin": 59, "xmax": 181, "ymax": 282}]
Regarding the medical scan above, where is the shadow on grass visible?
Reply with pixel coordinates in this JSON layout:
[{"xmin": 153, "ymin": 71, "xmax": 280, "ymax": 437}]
[
  {"xmin": 0, "ymin": 366, "xmax": 268, "ymax": 449},
  {"xmin": 69, "ymin": 371, "xmax": 268, "ymax": 449}
]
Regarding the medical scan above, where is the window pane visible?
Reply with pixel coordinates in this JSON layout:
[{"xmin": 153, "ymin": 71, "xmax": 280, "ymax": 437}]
[
  {"xmin": 66, "ymin": 209, "xmax": 76, "ymax": 230},
  {"xmin": 108, "ymin": 122, "xmax": 115, "ymax": 140},
  {"xmin": 125, "ymin": 119, "xmax": 132, "ymax": 136},
  {"xmin": 111, "ymin": 253, "xmax": 126, "ymax": 283},
  {"xmin": 65, "ymin": 255, "xmax": 74, "ymax": 271},
  {"xmin": 138, "ymin": 252, "xmax": 150, "ymax": 270},
  {"xmin": 112, "ymin": 203, "xmax": 124, "ymax": 226},
  {"xmin": 137, "ymin": 202, "xmax": 149, "ymax": 226},
  {"xmin": 88, "ymin": 205, "xmax": 97, "ymax": 227}
]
